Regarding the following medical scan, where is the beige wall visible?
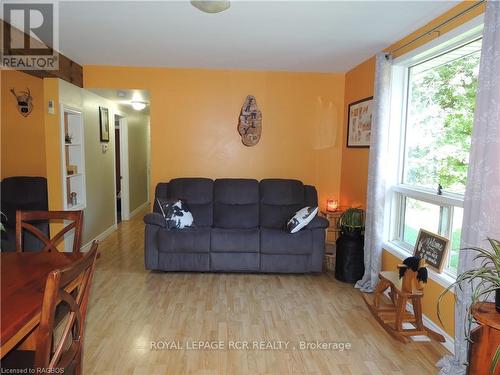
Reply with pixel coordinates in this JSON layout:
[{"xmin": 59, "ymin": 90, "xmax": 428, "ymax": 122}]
[
  {"xmin": 58, "ymin": 80, "xmax": 118, "ymax": 244},
  {"xmin": 118, "ymin": 105, "xmax": 150, "ymax": 213}
]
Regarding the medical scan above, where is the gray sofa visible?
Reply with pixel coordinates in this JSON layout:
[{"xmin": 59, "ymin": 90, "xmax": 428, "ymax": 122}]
[{"xmin": 143, "ymin": 178, "xmax": 328, "ymax": 273}]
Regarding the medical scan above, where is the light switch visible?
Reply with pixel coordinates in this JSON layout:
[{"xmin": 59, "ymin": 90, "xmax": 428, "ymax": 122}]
[{"xmin": 48, "ymin": 100, "xmax": 55, "ymax": 114}]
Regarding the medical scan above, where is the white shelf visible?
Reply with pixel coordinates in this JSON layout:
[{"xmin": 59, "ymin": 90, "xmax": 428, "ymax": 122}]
[
  {"xmin": 61, "ymin": 105, "xmax": 86, "ymax": 212},
  {"xmin": 67, "ymin": 203, "xmax": 85, "ymax": 210}
]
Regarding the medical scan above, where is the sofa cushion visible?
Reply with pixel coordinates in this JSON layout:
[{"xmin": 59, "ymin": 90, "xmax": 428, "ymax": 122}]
[
  {"xmin": 143, "ymin": 212, "xmax": 166, "ymax": 228},
  {"xmin": 260, "ymin": 228, "xmax": 312, "ymax": 255},
  {"xmin": 166, "ymin": 178, "xmax": 213, "ymax": 227},
  {"xmin": 210, "ymin": 253, "xmax": 260, "ymax": 271},
  {"xmin": 213, "ymin": 179, "xmax": 259, "ymax": 229},
  {"xmin": 211, "ymin": 228, "xmax": 260, "ymax": 253},
  {"xmin": 306, "ymin": 215, "xmax": 330, "ymax": 229},
  {"xmin": 260, "ymin": 203, "xmax": 303, "ymax": 229},
  {"xmin": 304, "ymin": 185, "xmax": 319, "ymax": 207},
  {"xmin": 214, "ymin": 179, "xmax": 259, "ymax": 204},
  {"xmin": 260, "ymin": 179, "xmax": 304, "ymax": 205},
  {"xmin": 158, "ymin": 253, "xmax": 209, "ymax": 271},
  {"xmin": 158, "ymin": 227, "xmax": 211, "ymax": 253},
  {"xmin": 153, "ymin": 183, "xmax": 168, "ymax": 214},
  {"xmin": 260, "ymin": 254, "xmax": 311, "ymax": 273},
  {"xmin": 259, "ymin": 179, "xmax": 307, "ymax": 229}
]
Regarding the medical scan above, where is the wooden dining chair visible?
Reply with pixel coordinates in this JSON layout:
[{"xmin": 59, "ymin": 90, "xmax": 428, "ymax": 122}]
[
  {"xmin": 1, "ymin": 241, "xmax": 99, "ymax": 374},
  {"xmin": 16, "ymin": 210, "xmax": 84, "ymax": 252}
]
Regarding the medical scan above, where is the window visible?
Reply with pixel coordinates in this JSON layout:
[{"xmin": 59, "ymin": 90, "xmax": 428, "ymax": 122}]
[{"xmin": 389, "ymin": 32, "xmax": 482, "ymax": 275}]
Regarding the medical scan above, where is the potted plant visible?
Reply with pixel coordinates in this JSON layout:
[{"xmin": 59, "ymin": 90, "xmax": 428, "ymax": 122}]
[
  {"xmin": 335, "ymin": 208, "xmax": 365, "ymax": 283},
  {"xmin": 437, "ymin": 238, "xmax": 500, "ymax": 373}
]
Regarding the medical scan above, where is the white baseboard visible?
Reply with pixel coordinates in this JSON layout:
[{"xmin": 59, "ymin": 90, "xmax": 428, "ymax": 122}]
[
  {"xmin": 81, "ymin": 224, "xmax": 117, "ymax": 252},
  {"xmin": 129, "ymin": 201, "xmax": 150, "ymax": 219},
  {"xmin": 421, "ymin": 309, "xmax": 455, "ymax": 354},
  {"xmin": 382, "ymin": 290, "xmax": 455, "ymax": 353}
]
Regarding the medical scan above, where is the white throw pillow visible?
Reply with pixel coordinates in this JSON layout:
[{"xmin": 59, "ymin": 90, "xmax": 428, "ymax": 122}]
[
  {"xmin": 156, "ymin": 198, "xmax": 195, "ymax": 229},
  {"xmin": 286, "ymin": 206, "xmax": 318, "ymax": 234}
]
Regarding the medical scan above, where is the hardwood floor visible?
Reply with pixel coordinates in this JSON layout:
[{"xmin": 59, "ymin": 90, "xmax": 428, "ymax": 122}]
[{"xmin": 83, "ymin": 210, "xmax": 448, "ymax": 374}]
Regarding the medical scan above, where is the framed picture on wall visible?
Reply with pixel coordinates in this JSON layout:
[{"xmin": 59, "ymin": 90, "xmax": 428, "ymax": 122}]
[
  {"xmin": 347, "ymin": 97, "xmax": 373, "ymax": 148},
  {"xmin": 99, "ymin": 106, "xmax": 110, "ymax": 142}
]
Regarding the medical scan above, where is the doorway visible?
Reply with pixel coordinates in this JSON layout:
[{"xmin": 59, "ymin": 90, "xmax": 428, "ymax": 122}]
[
  {"xmin": 115, "ymin": 120, "xmax": 121, "ymax": 223},
  {"xmin": 114, "ymin": 113, "xmax": 130, "ymax": 224}
]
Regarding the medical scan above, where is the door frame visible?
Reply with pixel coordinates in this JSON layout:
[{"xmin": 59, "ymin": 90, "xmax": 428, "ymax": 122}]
[{"xmin": 113, "ymin": 111, "xmax": 130, "ymax": 223}]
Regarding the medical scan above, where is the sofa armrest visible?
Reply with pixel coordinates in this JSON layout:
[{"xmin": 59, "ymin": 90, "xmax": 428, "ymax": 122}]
[
  {"xmin": 143, "ymin": 212, "xmax": 166, "ymax": 228},
  {"xmin": 306, "ymin": 216, "xmax": 329, "ymax": 230}
]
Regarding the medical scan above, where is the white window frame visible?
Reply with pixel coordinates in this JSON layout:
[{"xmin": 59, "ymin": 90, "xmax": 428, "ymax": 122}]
[{"xmin": 384, "ymin": 15, "xmax": 484, "ymax": 287}]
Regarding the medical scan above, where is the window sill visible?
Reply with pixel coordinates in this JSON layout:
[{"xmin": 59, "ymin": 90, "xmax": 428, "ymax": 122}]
[{"xmin": 383, "ymin": 241, "xmax": 456, "ymax": 291}]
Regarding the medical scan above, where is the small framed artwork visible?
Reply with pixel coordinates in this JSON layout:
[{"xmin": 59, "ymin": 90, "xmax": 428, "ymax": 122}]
[
  {"xmin": 99, "ymin": 106, "xmax": 110, "ymax": 142},
  {"xmin": 413, "ymin": 229, "xmax": 450, "ymax": 273},
  {"xmin": 347, "ymin": 97, "xmax": 373, "ymax": 148}
]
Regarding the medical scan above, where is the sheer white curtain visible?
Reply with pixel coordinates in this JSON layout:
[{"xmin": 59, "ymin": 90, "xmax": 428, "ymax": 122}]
[
  {"xmin": 438, "ymin": 2, "xmax": 500, "ymax": 373},
  {"xmin": 355, "ymin": 52, "xmax": 392, "ymax": 293}
]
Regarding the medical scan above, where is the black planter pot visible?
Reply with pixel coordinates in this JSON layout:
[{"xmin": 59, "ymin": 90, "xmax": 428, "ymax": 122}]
[
  {"xmin": 496, "ymin": 289, "xmax": 500, "ymax": 313},
  {"xmin": 335, "ymin": 229, "xmax": 365, "ymax": 283}
]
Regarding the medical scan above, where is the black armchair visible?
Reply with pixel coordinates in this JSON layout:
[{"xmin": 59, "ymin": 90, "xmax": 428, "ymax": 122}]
[{"xmin": 0, "ymin": 176, "xmax": 49, "ymax": 252}]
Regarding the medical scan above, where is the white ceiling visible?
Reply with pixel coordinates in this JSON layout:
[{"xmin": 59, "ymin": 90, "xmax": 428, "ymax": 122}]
[
  {"xmin": 59, "ymin": 1, "xmax": 460, "ymax": 73},
  {"xmin": 90, "ymin": 88, "xmax": 151, "ymax": 113}
]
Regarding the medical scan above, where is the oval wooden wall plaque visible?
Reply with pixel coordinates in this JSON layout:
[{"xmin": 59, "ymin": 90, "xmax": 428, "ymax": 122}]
[{"xmin": 238, "ymin": 95, "xmax": 262, "ymax": 146}]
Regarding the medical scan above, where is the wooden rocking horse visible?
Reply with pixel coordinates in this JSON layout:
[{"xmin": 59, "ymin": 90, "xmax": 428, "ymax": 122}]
[{"xmin": 362, "ymin": 256, "xmax": 445, "ymax": 343}]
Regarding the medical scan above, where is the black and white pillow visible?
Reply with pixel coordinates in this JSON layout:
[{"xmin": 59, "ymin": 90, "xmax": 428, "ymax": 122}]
[
  {"xmin": 156, "ymin": 198, "xmax": 195, "ymax": 230},
  {"xmin": 286, "ymin": 206, "xmax": 318, "ymax": 234}
]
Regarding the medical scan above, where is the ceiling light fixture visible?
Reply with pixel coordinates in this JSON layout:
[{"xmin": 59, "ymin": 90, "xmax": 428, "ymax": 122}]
[
  {"xmin": 131, "ymin": 101, "xmax": 147, "ymax": 111},
  {"xmin": 191, "ymin": 0, "xmax": 230, "ymax": 14}
]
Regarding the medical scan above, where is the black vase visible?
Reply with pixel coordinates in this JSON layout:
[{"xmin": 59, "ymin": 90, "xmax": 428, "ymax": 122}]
[
  {"xmin": 335, "ymin": 230, "xmax": 365, "ymax": 283},
  {"xmin": 496, "ymin": 289, "xmax": 500, "ymax": 313}
]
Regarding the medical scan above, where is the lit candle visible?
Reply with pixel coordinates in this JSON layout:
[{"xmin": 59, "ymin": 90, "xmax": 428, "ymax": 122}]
[{"xmin": 327, "ymin": 199, "xmax": 339, "ymax": 212}]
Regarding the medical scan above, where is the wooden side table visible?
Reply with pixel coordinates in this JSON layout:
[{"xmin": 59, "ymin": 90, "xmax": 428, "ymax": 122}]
[
  {"xmin": 320, "ymin": 210, "xmax": 343, "ymax": 272},
  {"xmin": 320, "ymin": 210, "xmax": 344, "ymax": 247},
  {"xmin": 468, "ymin": 302, "xmax": 500, "ymax": 375}
]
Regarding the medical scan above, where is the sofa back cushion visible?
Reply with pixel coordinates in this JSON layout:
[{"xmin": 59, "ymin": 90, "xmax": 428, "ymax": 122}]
[
  {"xmin": 153, "ymin": 183, "xmax": 169, "ymax": 215},
  {"xmin": 155, "ymin": 178, "xmax": 213, "ymax": 227},
  {"xmin": 153, "ymin": 178, "xmax": 318, "ymax": 230},
  {"xmin": 260, "ymin": 179, "xmax": 310, "ymax": 229},
  {"xmin": 304, "ymin": 185, "xmax": 319, "ymax": 207},
  {"xmin": 213, "ymin": 179, "xmax": 259, "ymax": 229}
]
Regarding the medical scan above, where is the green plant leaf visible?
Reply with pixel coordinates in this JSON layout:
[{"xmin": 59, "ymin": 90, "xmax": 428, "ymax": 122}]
[
  {"xmin": 437, "ymin": 238, "xmax": 500, "ymax": 329},
  {"xmin": 491, "ymin": 346, "xmax": 500, "ymax": 375}
]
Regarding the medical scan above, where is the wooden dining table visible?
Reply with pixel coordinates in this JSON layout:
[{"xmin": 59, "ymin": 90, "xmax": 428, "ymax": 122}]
[{"xmin": 0, "ymin": 251, "xmax": 83, "ymax": 358}]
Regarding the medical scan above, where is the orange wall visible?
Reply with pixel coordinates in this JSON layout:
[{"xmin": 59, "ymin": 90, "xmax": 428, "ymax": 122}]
[
  {"xmin": 43, "ymin": 78, "xmax": 63, "ymax": 211},
  {"xmin": 339, "ymin": 57, "xmax": 375, "ymax": 208},
  {"xmin": 340, "ymin": 1, "xmax": 486, "ymax": 208},
  {"xmin": 341, "ymin": 1, "xmax": 486, "ymax": 337},
  {"xmin": 83, "ymin": 67, "xmax": 345, "ymax": 211},
  {"xmin": 1, "ymin": 70, "xmax": 47, "ymax": 178}
]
